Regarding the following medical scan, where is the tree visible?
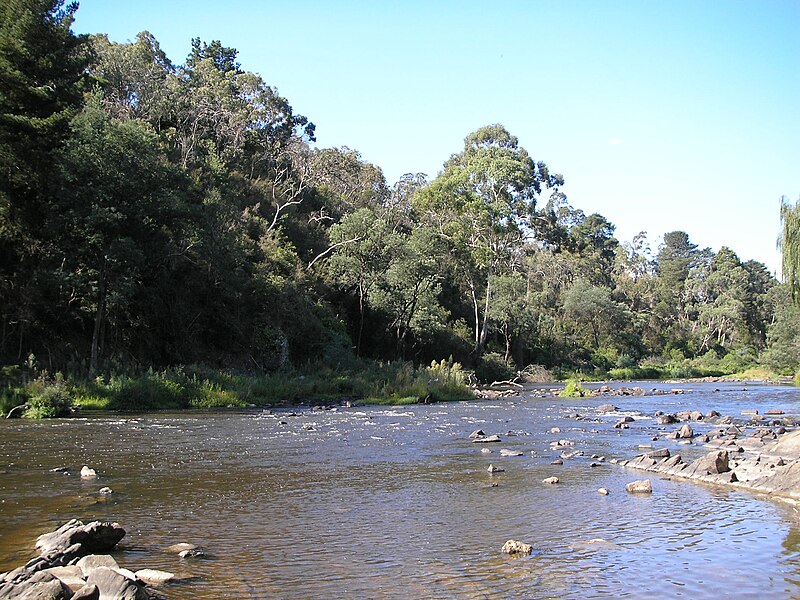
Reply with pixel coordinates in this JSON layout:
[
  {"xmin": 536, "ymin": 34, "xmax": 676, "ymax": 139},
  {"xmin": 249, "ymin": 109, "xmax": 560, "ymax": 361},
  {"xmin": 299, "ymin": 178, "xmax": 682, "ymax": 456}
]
[
  {"xmin": 325, "ymin": 208, "xmax": 401, "ymax": 356},
  {"xmin": 369, "ymin": 226, "xmax": 446, "ymax": 358},
  {"xmin": 0, "ymin": 0, "xmax": 89, "ymax": 363},
  {"xmin": 414, "ymin": 124, "xmax": 562, "ymax": 355},
  {"xmin": 780, "ymin": 196, "xmax": 800, "ymax": 302}
]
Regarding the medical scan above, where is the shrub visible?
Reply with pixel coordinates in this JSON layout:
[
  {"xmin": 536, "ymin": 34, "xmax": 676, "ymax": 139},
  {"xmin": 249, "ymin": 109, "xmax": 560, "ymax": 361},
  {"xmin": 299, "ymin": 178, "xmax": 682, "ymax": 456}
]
[
  {"xmin": 558, "ymin": 380, "xmax": 590, "ymax": 398},
  {"xmin": 475, "ymin": 352, "xmax": 515, "ymax": 383},
  {"xmin": 25, "ymin": 380, "xmax": 73, "ymax": 418}
]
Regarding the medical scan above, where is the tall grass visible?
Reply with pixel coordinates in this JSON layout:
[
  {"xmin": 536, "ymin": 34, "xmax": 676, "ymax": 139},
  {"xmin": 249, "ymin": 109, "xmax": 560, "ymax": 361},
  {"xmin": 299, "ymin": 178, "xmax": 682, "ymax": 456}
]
[{"xmin": 0, "ymin": 359, "xmax": 474, "ymax": 417}]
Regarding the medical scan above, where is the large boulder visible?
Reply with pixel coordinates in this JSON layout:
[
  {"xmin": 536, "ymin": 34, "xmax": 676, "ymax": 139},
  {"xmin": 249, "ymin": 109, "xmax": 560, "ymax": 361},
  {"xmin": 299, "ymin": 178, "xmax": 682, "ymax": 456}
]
[
  {"xmin": 765, "ymin": 429, "xmax": 800, "ymax": 460},
  {"xmin": 684, "ymin": 451, "xmax": 730, "ymax": 476},
  {"xmin": 0, "ymin": 570, "xmax": 72, "ymax": 599},
  {"xmin": 625, "ymin": 479, "xmax": 653, "ymax": 494},
  {"xmin": 36, "ymin": 520, "xmax": 125, "ymax": 556},
  {"xmin": 85, "ymin": 567, "xmax": 149, "ymax": 600}
]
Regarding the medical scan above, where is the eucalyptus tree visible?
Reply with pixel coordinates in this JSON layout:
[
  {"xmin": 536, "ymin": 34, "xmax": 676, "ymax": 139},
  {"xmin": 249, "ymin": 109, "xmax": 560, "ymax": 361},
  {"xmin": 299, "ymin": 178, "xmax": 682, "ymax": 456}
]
[
  {"xmin": 324, "ymin": 208, "xmax": 401, "ymax": 356},
  {"xmin": 414, "ymin": 124, "xmax": 563, "ymax": 355}
]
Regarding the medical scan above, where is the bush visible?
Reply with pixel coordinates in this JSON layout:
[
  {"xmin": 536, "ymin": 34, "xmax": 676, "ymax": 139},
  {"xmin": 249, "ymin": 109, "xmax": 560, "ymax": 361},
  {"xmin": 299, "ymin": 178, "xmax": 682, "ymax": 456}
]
[
  {"xmin": 558, "ymin": 380, "xmax": 590, "ymax": 398},
  {"xmin": 25, "ymin": 379, "xmax": 73, "ymax": 418},
  {"xmin": 475, "ymin": 352, "xmax": 515, "ymax": 383}
]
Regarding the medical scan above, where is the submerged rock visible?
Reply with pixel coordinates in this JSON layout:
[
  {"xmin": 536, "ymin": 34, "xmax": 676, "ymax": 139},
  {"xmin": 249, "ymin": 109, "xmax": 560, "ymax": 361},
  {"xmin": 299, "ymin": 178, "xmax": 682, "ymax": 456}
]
[{"xmin": 472, "ymin": 435, "xmax": 501, "ymax": 443}]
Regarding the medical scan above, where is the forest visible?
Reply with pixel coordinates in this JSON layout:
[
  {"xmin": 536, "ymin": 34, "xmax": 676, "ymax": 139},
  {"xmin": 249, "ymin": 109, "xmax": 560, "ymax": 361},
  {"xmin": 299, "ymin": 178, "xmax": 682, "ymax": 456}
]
[{"xmin": 2, "ymin": 1, "xmax": 800, "ymax": 414}]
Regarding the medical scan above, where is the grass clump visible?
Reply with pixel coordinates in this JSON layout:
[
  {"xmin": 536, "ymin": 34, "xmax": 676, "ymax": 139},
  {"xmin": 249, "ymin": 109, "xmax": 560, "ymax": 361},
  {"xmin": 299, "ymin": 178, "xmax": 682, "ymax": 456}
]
[{"xmin": 558, "ymin": 379, "xmax": 590, "ymax": 398}]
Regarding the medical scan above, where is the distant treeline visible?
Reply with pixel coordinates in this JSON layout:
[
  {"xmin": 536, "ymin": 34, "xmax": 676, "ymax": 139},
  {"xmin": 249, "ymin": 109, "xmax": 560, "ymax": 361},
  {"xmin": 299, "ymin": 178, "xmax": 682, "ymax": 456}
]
[{"xmin": 2, "ymin": 1, "xmax": 799, "ymax": 382}]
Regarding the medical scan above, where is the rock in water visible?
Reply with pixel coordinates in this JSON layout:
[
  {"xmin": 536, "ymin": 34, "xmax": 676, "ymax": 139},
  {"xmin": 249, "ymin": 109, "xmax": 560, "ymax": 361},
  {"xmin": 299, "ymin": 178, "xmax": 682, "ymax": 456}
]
[
  {"xmin": 596, "ymin": 404, "xmax": 618, "ymax": 413},
  {"xmin": 487, "ymin": 464, "xmax": 504, "ymax": 473},
  {"xmin": 76, "ymin": 554, "xmax": 119, "ymax": 577},
  {"xmin": 598, "ymin": 488, "xmax": 610, "ymax": 495},
  {"xmin": 677, "ymin": 424, "xmax": 694, "ymax": 439},
  {"xmin": 134, "ymin": 569, "xmax": 175, "ymax": 585},
  {"xmin": 80, "ymin": 466, "xmax": 97, "ymax": 479},
  {"xmin": 472, "ymin": 435, "xmax": 501, "ymax": 443},
  {"xmin": 501, "ymin": 539, "xmax": 533, "ymax": 555},
  {"xmin": 626, "ymin": 479, "xmax": 653, "ymax": 494},
  {"xmin": 542, "ymin": 476, "xmax": 559, "ymax": 484},
  {"xmin": 36, "ymin": 520, "xmax": 126, "ymax": 555},
  {"xmin": 85, "ymin": 567, "xmax": 149, "ymax": 600}
]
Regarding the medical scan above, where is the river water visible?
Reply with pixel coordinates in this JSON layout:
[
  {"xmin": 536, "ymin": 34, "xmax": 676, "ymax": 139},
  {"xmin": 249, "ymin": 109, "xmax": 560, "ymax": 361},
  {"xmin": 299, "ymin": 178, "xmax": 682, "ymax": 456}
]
[{"xmin": 2, "ymin": 381, "xmax": 800, "ymax": 598}]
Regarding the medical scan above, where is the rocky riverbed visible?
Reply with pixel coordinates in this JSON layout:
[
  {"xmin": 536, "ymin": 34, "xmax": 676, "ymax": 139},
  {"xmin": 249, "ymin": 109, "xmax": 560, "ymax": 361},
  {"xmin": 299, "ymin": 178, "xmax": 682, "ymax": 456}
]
[{"xmin": 0, "ymin": 519, "xmax": 199, "ymax": 599}]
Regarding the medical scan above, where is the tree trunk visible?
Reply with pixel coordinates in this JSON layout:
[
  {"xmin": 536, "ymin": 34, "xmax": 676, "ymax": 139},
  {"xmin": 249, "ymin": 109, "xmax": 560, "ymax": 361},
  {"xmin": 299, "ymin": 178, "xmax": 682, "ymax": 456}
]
[
  {"xmin": 89, "ymin": 266, "xmax": 106, "ymax": 376},
  {"xmin": 356, "ymin": 284, "xmax": 365, "ymax": 357}
]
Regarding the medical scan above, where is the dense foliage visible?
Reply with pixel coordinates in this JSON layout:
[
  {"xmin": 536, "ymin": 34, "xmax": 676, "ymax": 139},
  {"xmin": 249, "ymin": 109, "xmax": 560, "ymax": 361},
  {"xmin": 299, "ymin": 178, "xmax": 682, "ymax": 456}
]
[{"xmin": 1, "ymin": 3, "xmax": 796, "ymax": 414}]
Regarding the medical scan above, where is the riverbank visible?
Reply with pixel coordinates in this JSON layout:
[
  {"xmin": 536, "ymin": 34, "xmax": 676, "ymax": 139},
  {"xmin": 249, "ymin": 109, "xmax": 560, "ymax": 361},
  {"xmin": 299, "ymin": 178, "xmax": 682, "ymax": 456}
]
[
  {"xmin": 1, "ymin": 360, "xmax": 475, "ymax": 418},
  {"xmin": 2, "ymin": 359, "xmax": 792, "ymax": 419}
]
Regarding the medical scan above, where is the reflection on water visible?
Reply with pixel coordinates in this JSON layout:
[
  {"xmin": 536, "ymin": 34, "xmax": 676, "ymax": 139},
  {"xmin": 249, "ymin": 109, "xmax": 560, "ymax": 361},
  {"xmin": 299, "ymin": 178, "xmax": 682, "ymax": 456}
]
[{"xmin": 1, "ymin": 381, "xmax": 800, "ymax": 598}]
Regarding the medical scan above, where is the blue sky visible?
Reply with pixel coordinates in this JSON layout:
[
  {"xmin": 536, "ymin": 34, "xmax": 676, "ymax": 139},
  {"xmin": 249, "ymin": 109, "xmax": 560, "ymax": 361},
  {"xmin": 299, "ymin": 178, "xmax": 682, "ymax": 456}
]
[{"xmin": 72, "ymin": 0, "xmax": 799, "ymax": 275}]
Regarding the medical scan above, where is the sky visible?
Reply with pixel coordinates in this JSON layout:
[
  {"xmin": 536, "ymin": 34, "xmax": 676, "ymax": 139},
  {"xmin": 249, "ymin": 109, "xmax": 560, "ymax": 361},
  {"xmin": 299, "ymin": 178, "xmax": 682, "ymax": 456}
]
[{"xmin": 71, "ymin": 0, "xmax": 800, "ymax": 275}]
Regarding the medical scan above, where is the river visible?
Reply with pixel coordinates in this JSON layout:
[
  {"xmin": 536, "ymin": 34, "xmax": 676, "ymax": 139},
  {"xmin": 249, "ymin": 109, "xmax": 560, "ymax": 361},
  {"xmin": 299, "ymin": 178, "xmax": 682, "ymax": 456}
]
[{"xmin": 2, "ymin": 381, "xmax": 800, "ymax": 598}]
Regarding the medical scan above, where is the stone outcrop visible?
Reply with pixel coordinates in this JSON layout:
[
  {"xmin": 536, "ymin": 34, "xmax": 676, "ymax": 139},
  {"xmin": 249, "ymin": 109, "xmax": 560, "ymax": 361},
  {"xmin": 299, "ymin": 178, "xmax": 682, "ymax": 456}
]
[{"xmin": 0, "ymin": 521, "xmax": 176, "ymax": 599}]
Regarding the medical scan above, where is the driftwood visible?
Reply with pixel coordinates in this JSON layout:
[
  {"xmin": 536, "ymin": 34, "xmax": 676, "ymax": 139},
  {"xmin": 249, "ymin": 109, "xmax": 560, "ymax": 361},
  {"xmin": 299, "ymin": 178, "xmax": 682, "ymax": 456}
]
[{"xmin": 6, "ymin": 404, "xmax": 28, "ymax": 419}]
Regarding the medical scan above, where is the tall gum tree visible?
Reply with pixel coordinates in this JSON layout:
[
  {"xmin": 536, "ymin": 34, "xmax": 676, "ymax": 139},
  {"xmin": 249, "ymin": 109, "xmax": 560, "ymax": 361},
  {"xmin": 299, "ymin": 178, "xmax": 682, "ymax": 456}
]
[{"xmin": 414, "ymin": 124, "xmax": 563, "ymax": 356}]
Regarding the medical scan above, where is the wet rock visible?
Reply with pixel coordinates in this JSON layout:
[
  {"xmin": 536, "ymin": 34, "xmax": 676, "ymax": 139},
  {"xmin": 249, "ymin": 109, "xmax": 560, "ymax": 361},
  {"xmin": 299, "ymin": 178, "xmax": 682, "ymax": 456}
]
[
  {"xmin": 468, "ymin": 429, "xmax": 486, "ymax": 439},
  {"xmin": 542, "ymin": 476, "xmax": 559, "ymax": 484},
  {"xmin": 134, "ymin": 569, "xmax": 175, "ymax": 585},
  {"xmin": 472, "ymin": 435, "xmax": 501, "ymax": 443},
  {"xmin": 549, "ymin": 427, "xmax": 561, "ymax": 434},
  {"xmin": 742, "ymin": 409, "xmax": 759, "ymax": 416},
  {"xmin": 481, "ymin": 448, "xmax": 492, "ymax": 454},
  {"xmin": 765, "ymin": 409, "xmax": 785, "ymax": 415},
  {"xmin": 178, "ymin": 548, "xmax": 206, "ymax": 559},
  {"xmin": 487, "ymin": 464, "xmax": 504, "ymax": 473},
  {"xmin": 613, "ymin": 420, "xmax": 630, "ymax": 429},
  {"xmin": 79, "ymin": 466, "xmax": 97, "ymax": 479},
  {"xmin": 49, "ymin": 467, "xmax": 70, "ymax": 474},
  {"xmin": 165, "ymin": 542, "xmax": 197, "ymax": 554},
  {"xmin": 626, "ymin": 479, "xmax": 653, "ymax": 494},
  {"xmin": 658, "ymin": 414, "xmax": 679, "ymax": 425},
  {"xmin": 596, "ymin": 404, "xmax": 618, "ymax": 413},
  {"xmin": 98, "ymin": 487, "xmax": 113, "ymax": 496},
  {"xmin": 551, "ymin": 459, "xmax": 563, "ymax": 465},
  {"xmin": 502, "ymin": 539, "xmax": 532, "ymax": 555},
  {"xmin": 598, "ymin": 488, "xmax": 609, "ymax": 495},
  {"xmin": 499, "ymin": 449, "xmax": 524, "ymax": 457}
]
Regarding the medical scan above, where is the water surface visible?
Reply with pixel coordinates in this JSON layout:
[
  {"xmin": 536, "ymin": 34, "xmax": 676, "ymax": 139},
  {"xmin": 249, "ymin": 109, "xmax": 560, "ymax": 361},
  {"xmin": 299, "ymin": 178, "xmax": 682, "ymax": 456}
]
[{"xmin": 2, "ymin": 381, "xmax": 800, "ymax": 598}]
